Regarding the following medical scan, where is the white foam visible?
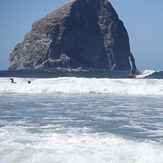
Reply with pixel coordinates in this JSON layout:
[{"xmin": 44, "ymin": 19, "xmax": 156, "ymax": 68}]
[
  {"xmin": 0, "ymin": 77, "xmax": 163, "ymax": 95},
  {"xmin": 136, "ymin": 69, "xmax": 156, "ymax": 78},
  {"xmin": 0, "ymin": 126, "xmax": 163, "ymax": 163}
]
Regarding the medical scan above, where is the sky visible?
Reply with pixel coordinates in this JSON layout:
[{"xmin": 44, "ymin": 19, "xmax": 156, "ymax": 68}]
[{"xmin": 0, "ymin": 0, "xmax": 163, "ymax": 71}]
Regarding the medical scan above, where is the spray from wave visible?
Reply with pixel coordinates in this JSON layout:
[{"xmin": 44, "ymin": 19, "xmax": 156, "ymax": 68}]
[{"xmin": 136, "ymin": 70, "xmax": 157, "ymax": 78}]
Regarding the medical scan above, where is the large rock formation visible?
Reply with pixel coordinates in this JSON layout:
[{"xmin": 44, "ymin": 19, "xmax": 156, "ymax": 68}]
[{"xmin": 9, "ymin": 0, "xmax": 137, "ymax": 70}]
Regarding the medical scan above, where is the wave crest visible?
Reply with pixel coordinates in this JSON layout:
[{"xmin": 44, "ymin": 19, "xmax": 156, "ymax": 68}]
[{"xmin": 0, "ymin": 77, "xmax": 163, "ymax": 95}]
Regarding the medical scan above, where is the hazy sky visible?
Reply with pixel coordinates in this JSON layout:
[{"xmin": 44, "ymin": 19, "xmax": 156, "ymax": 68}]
[{"xmin": 0, "ymin": 0, "xmax": 163, "ymax": 71}]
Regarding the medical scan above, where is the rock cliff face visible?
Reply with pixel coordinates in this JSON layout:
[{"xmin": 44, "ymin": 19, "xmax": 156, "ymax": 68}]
[{"xmin": 9, "ymin": 0, "xmax": 137, "ymax": 70}]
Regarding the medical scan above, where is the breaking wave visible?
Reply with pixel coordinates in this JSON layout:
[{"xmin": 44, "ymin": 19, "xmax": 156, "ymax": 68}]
[{"xmin": 0, "ymin": 76, "xmax": 163, "ymax": 95}]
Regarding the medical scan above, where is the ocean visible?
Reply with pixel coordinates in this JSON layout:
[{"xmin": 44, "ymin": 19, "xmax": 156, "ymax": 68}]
[{"xmin": 0, "ymin": 69, "xmax": 163, "ymax": 163}]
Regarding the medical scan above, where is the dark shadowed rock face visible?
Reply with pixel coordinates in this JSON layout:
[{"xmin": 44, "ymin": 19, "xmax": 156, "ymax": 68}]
[{"xmin": 9, "ymin": 0, "xmax": 137, "ymax": 70}]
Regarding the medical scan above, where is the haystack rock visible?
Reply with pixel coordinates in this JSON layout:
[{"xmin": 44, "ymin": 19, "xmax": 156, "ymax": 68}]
[{"xmin": 9, "ymin": 0, "xmax": 137, "ymax": 70}]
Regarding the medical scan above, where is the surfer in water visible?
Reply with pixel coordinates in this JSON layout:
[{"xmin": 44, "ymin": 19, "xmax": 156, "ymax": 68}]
[
  {"xmin": 9, "ymin": 78, "xmax": 17, "ymax": 84},
  {"xmin": 9, "ymin": 78, "xmax": 31, "ymax": 84},
  {"xmin": 130, "ymin": 69, "xmax": 136, "ymax": 75}
]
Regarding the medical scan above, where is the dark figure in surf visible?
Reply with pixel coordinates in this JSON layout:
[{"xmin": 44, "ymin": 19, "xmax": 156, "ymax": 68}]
[
  {"xmin": 130, "ymin": 69, "xmax": 136, "ymax": 75},
  {"xmin": 27, "ymin": 81, "xmax": 31, "ymax": 84},
  {"xmin": 9, "ymin": 78, "xmax": 17, "ymax": 84}
]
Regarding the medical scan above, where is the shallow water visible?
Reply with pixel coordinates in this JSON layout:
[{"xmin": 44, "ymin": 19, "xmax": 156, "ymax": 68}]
[
  {"xmin": 0, "ymin": 69, "xmax": 163, "ymax": 162},
  {"xmin": 0, "ymin": 93, "xmax": 163, "ymax": 163}
]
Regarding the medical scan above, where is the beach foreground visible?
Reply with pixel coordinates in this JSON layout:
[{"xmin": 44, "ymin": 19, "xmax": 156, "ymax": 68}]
[{"xmin": 0, "ymin": 69, "xmax": 163, "ymax": 163}]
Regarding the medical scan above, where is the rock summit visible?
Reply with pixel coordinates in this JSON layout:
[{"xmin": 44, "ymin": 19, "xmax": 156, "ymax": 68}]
[{"xmin": 9, "ymin": 0, "xmax": 137, "ymax": 70}]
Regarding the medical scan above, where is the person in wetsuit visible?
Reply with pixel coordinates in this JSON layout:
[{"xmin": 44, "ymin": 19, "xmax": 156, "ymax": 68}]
[
  {"xmin": 130, "ymin": 69, "xmax": 136, "ymax": 75},
  {"xmin": 9, "ymin": 78, "xmax": 17, "ymax": 84}
]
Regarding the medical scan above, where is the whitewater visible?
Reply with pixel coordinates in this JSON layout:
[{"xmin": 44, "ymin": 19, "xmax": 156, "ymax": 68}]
[
  {"xmin": 0, "ymin": 69, "xmax": 163, "ymax": 163},
  {"xmin": 0, "ymin": 70, "xmax": 163, "ymax": 95}
]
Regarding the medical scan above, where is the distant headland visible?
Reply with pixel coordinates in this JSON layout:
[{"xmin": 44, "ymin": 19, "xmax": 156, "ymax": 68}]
[{"xmin": 9, "ymin": 0, "xmax": 137, "ymax": 71}]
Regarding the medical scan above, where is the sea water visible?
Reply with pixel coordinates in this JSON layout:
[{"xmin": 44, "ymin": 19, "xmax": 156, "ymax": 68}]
[{"xmin": 0, "ymin": 69, "xmax": 163, "ymax": 163}]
